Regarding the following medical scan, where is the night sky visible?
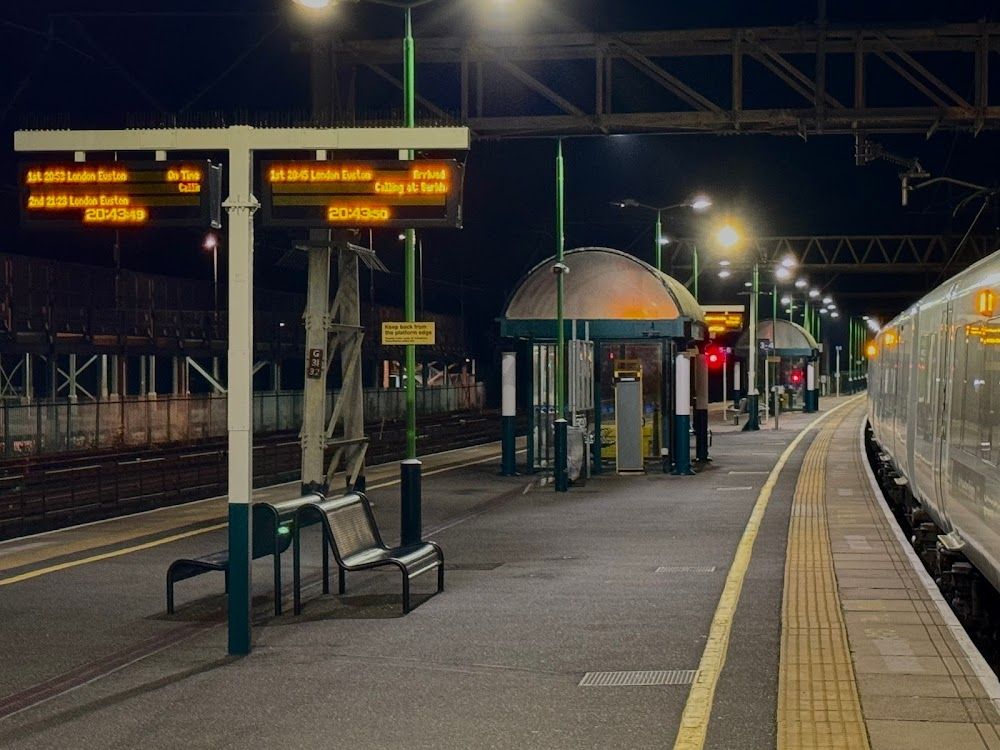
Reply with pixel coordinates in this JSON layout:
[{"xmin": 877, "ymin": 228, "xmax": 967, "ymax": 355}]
[{"xmin": 2, "ymin": 0, "xmax": 999, "ymax": 349}]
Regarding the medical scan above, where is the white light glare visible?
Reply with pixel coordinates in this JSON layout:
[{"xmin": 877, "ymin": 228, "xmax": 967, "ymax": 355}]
[
  {"xmin": 819, "ymin": 308, "xmax": 829, "ymax": 315},
  {"xmin": 690, "ymin": 195, "xmax": 712, "ymax": 211},
  {"xmin": 294, "ymin": 0, "xmax": 333, "ymax": 8},
  {"xmin": 808, "ymin": 289, "xmax": 820, "ymax": 298},
  {"xmin": 795, "ymin": 278, "xmax": 807, "ymax": 289},
  {"xmin": 781, "ymin": 296, "xmax": 792, "ymax": 305},
  {"xmin": 781, "ymin": 255, "xmax": 796, "ymax": 268},
  {"xmin": 831, "ymin": 311, "xmax": 840, "ymax": 318},
  {"xmin": 822, "ymin": 296, "xmax": 833, "ymax": 305},
  {"xmin": 775, "ymin": 266, "xmax": 791, "ymax": 280},
  {"xmin": 719, "ymin": 259, "xmax": 731, "ymax": 267},
  {"xmin": 744, "ymin": 281, "xmax": 753, "ymax": 288},
  {"xmin": 718, "ymin": 269, "xmax": 731, "ymax": 279}
]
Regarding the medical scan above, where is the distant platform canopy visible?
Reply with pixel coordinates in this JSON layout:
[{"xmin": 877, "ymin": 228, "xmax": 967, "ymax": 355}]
[
  {"xmin": 736, "ymin": 318, "xmax": 819, "ymax": 358},
  {"xmin": 500, "ymin": 247, "xmax": 706, "ymax": 341}
]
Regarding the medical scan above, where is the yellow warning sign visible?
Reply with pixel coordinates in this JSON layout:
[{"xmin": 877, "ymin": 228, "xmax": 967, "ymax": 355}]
[{"xmin": 381, "ymin": 321, "xmax": 435, "ymax": 345}]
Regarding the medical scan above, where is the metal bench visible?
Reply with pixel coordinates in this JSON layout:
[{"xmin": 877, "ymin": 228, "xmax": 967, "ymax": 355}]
[
  {"xmin": 166, "ymin": 493, "xmax": 324, "ymax": 615},
  {"xmin": 292, "ymin": 492, "xmax": 444, "ymax": 615}
]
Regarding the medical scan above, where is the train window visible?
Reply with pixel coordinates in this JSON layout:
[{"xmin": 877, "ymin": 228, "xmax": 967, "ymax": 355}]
[
  {"xmin": 916, "ymin": 332, "xmax": 934, "ymax": 443},
  {"xmin": 987, "ymin": 318, "xmax": 1000, "ymax": 465},
  {"xmin": 960, "ymin": 326, "xmax": 985, "ymax": 456}
]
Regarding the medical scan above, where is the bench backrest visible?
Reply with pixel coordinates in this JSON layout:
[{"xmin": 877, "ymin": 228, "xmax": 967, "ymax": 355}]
[
  {"xmin": 296, "ymin": 492, "xmax": 383, "ymax": 561},
  {"xmin": 326, "ymin": 498, "xmax": 379, "ymax": 557},
  {"xmin": 253, "ymin": 493, "xmax": 325, "ymax": 557}
]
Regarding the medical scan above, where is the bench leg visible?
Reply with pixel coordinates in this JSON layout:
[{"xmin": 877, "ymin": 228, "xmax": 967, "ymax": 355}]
[
  {"xmin": 322, "ymin": 537, "xmax": 330, "ymax": 595},
  {"xmin": 338, "ymin": 567, "xmax": 346, "ymax": 595},
  {"xmin": 167, "ymin": 574, "xmax": 175, "ymax": 614},
  {"xmin": 401, "ymin": 571, "xmax": 410, "ymax": 614},
  {"xmin": 438, "ymin": 561, "xmax": 444, "ymax": 593}
]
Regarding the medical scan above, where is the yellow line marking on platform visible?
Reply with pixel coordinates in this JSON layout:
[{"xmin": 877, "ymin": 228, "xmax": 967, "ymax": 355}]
[
  {"xmin": 672, "ymin": 397, "xmax": 862, "ymax": 750},
  {"xmin": 778, "ymin": 405, "xmax": 870, "ymax": 750},
  {"xmin": 0, "ymin": 450, "xmax": 511, "ymax": 587},
  {"xmin": 0, "ymin": 524, "xmax": 227, "ymax": 587}
]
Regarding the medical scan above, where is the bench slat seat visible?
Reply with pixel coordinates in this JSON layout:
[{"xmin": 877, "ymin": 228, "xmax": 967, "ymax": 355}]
[{"xmin": 293, "ymin": 492, "xmax": 444, "ymax": 615}]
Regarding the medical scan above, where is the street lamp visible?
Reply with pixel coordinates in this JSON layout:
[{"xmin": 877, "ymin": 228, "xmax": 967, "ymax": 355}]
[
  {"xmin": 203, "ymin": 233, "xmax": 219, "ymax": 312},
  {"xmin": 714, "ymin": 223, "xmax": 764, "ymax": 431},
  {"xmin": 614, "ymin": 195, "xmax": 712, "ymax": 292}
]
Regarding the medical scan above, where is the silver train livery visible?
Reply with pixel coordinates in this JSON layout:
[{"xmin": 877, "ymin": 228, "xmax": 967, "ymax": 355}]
[{"xmin": 868, "ymin": 249, "xmax": 1000, "ymax": 594}]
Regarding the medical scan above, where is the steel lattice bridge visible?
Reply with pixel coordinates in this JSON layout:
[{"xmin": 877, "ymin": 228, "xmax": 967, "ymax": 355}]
[{"xmin": 328, "ymin": 23, "xmax": 1000, "ymax": 137}]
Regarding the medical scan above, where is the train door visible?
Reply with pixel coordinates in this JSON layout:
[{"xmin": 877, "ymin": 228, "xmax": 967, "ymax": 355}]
[
  {"xmin": 905, "ymin": 314, "xmax": 920, "ymax": 483},
  {"xmin": 934, "ymin": 292, "xmax": 956, "ymax": 517}
]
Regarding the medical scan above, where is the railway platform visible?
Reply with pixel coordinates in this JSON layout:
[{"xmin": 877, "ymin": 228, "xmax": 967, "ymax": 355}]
[{"xmin": 1, "ymin": 396, "xmax": 999, "ymax": 749}]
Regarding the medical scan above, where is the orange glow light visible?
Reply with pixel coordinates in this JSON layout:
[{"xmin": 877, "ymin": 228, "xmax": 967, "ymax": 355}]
[
  {"xmin": 883, "ymin": 331, "xmax": 898, "ymax": 347},
  {"xmin": 976, "ymin": 289, "xmax": 996, "ymax": 317},
  {"xmin": 326, "ymin": 205, "xmax": 392, "ymax": 223},
  {"xmin": 866, "ymin": 342, "xmax": 879, "ymax": 358}
]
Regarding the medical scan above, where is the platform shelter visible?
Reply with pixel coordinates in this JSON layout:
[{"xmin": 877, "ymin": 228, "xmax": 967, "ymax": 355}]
[
  {"xmin": 499, "ymin": 247, "xmax": 707, "ymax": 477},
  {"xmin": 736, "ymin": 318, "xmax": 820, "ymax": 414}
]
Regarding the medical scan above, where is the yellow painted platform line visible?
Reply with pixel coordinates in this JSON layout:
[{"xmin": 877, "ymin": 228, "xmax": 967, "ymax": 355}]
[
  {"xmin": 672, "ymin": 396, "xmax": 863, "ymax": 750},
  {"xmin": 0, "ymin": 523, "xmax": 227, "ymax": 587},
  {"xmin": 0, "ymin": 450, "xmax": 509, "ymax": 588},
  {"xmin": 778, "ymin": 405, "xmax": 870, "ymax": 749}
]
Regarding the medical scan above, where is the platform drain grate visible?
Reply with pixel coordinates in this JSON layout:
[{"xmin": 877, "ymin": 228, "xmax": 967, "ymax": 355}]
[
  {"xmin": 656, "ymin": 565, "xmax": 718, "ymax": 573},
  {"xmin": 579, "ymin": 670, "xmax": 698, "ymax": 687}
]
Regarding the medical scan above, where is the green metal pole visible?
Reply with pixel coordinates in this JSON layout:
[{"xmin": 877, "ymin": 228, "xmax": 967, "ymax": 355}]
[
  {"xmin": 848, "ymin": 318, "xmax": 854, "ymax": 393},
  {"xmin": 400, "ymin": 6, "xmax": 422, "ymax": 545},
  {"xmin": 554, "ymin": 139, "xmax": 568, "ymax": 492},
  {"xmin": 655, "ymin": 210, "xmax": 662, "ymax": 272},
  {"xmin": 772, "ymin": 284, "xmax": 777, "ymax": 323},
  {"xmin": 743, "ymin": 261, "xmax": 760, "ymax": 431},
  {"xmin": 692, "ymin": 243, "xmax": 699, "ymax": 301}
]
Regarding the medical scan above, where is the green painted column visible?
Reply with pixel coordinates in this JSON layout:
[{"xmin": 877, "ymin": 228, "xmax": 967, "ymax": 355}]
[
  {"xmin": 501, "ymin": 351, "xmax": 517, "ymax": 476},
  {"xmin": 400, "ymin": 6, "xmax": 422, "ymax": 545},
  {"xmin": 671, "ymin": 351, "xmax": 694, "ymax": 475},
  {"xmin": 554, "ymin": 139, "xmax": 568, "ymax": 492}
]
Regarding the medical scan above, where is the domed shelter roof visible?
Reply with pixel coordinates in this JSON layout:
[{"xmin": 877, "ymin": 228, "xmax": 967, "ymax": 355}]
[
  {"xmin": 735, "ymin": 318, "xmax": 819, "ymax": 358},
  {"xmin": 500, "ymin": 247, "xmax": 706, "ymax": 341}
]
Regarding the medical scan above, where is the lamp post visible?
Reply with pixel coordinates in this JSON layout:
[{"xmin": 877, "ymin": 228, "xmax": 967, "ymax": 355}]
[
  {"xmin": 554, "ymin": 138, "xmax": 568, "ymax": 492},
  {"xmin": 613, "ymin": 196, "xmax": 712, "ymax": 291},
  {"xmin": 714, "ymin": 224, "xmax": 762, "ymax": 430},
  {"xmin": 204, "ymin": 233, "xmax": 219, "ymax": 312},
  {"xmin": 293, "ymin": 0, "xmax": 444, "ymax": 543}
]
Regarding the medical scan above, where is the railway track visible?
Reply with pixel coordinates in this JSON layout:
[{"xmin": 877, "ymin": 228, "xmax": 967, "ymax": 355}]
[{"xmin": 0, "ymin": 410, "xmax": 505, "ymax": 540}]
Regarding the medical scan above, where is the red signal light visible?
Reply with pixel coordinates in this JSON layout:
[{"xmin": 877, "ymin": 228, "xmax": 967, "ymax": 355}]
[
  {"xmin": 704, "ymin": 346, "xmax": 723, "ymax": 368},
  {"xmin": 791, "ymin": 371, "xmax": 802, "ymax": 383}
]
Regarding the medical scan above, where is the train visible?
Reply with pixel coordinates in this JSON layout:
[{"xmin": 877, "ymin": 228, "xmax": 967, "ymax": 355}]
[{"xmin": 868, "ymin": 247, "xmax": 1000, "ymax": 633}]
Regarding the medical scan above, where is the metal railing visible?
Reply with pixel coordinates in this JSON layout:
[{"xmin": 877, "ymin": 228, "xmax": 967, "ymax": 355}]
[{"xmin": 0, "ymin": 384, "xmax": 484, "ymax": 458}]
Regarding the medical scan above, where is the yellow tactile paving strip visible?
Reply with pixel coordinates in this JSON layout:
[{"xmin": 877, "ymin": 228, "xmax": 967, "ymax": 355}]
[{"xmin": 778, "ymin": 409, "xmax": 871, "ymax": 749}]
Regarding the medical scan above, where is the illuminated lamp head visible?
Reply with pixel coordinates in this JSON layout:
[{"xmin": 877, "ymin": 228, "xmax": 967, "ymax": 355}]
[
  {"xmin": 977, "ymin": 289, "xmax": 996, "ymax": 317},
  {"xmin": 883, "ymin": 331, "xmax": 898, "ymax": 347},
  {"xmin": 866, "ymin": 342, "xmax": 879, "ymax": 358}
]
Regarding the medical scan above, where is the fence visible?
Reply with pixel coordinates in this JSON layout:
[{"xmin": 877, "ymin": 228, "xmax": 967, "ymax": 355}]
[{"xmin": 0, "ymin": 384, "xmax": 484, "ymax": 458}]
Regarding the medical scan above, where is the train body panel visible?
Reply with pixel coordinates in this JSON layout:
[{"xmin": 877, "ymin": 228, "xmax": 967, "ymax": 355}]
[{"xmin": 869, "ymin": 249, "xmax": 1000, "ymax": 592}]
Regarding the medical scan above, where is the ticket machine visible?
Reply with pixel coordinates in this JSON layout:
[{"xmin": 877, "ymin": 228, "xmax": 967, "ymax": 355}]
[{"xmin": 614, "ymin": 360, "xmax": 644, "ymax": 473}]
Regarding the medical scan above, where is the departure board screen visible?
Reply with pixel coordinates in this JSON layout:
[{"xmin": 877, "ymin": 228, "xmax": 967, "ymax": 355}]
[
  {"xmin": 260, "ymin": 159, "xmax": 463, "ymax": 229},
  {"xmin": 19, "ymin": 161, "xmax": 216, "ymax": 228}
]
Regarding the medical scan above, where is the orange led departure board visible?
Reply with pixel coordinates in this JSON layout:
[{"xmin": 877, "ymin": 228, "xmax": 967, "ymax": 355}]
[
  {"xmin": 260, "ymin": 160, "xmax": 464, "ymax": 229},
  {"xmin": 704, "ymin": 312, "xmax": 744, "ymax": 334},
  {"xmin": 20, "ymin": 161, "xmax": 219, "ymax": 228}
]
